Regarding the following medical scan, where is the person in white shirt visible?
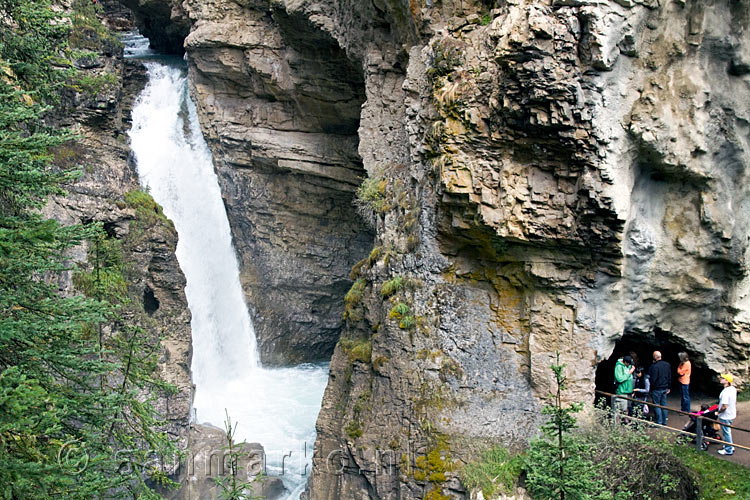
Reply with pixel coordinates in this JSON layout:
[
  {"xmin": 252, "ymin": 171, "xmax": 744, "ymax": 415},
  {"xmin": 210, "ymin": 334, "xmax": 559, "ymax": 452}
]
[{"xmin": 717, "ymin": 373, "xmax": 737, "ymax": 456}]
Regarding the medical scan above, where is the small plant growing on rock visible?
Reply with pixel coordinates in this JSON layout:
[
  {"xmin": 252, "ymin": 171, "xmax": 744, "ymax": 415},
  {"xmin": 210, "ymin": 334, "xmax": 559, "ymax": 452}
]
[
  {"xmin": 381, "ymin": 276, "xmax": 404, "ymax": 297},
  {"xmin": 399, "ymin": 315, "xmax": 416, "ymax": 330},
  {"xmin": 125, "ymin": 189, "xmax": 169, "ymax": 225},
  {"xmin": 72, "ymin": 71, "xmax": 117, "ymax": 97},
  {"xmin": 346, "ymin": 279, "xmax": 366, "ymax": 303},
  {"xmin": 383, "ymin": 284, "xmax": 416, "ymax": 329},
  {"xmin": 339, "ymin": 337, "xmax": 372, "ymax": 364},
  {"xmin": 367, "ymin": 245, "xmax": 383, "ymax": 265},
  {"xmin": 427, "ymin": 39, "xmax": 463, "ymax": 80},
  {"xmin": 389, "ymin": 302, "xmax": 409, "ymax": 318},
  {"xmin": 345, "ymin": 420, "xmax": 362, "ymax": 440},
  {"xmin": 344, "ymin": 278, "xmax": 366, "ymax": 321},
  {"xmin": 356, "ymin": 174, "xmax": 387, "ymax": 228},
  {"xmin": 357, "ymin": 176, "xmax": 386, "ymax": 210}
]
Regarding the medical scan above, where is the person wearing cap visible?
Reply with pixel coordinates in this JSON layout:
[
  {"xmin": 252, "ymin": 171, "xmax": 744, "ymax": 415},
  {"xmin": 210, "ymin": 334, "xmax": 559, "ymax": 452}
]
[
  {"xmin": 717, "ymin": 373, "xmax": 737, "ymax": 456},
  {"xmin": 614, "ymin": 355, "xmax": 635, "ymax": 416}
]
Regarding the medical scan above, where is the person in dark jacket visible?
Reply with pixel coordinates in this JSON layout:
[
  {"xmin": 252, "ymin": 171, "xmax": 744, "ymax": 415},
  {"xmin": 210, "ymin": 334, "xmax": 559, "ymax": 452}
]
[{"xmin": 648, "ymin": 350, "xmax": 671, "ymax": 425}]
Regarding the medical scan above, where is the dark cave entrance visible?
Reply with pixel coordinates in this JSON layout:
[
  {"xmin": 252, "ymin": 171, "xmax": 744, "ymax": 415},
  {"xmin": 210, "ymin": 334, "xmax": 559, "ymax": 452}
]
[
  {"xmin": 143, "ymin": 285, "xmax": 159, "ymax": 315},
  {"xmin": 595, "ymin": 328, "xmax": 723, "ymax": 402}
]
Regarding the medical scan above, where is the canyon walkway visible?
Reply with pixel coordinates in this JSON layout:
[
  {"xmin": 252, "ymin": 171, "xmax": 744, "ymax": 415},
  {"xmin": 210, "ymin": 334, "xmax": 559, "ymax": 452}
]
[{"xmin": 663, "ymin": 394, "xmax": 750, "ymax": 468}]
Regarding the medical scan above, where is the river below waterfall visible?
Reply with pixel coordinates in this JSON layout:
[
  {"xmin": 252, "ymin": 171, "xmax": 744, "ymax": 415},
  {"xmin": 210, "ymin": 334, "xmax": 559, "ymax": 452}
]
[{"xmin": 125, "ymin": 35, "xmax": 329, "ymax": 498}]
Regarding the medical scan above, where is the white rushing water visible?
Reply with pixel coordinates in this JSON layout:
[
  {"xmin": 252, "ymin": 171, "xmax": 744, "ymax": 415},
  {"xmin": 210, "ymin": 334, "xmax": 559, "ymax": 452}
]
[{"xmin": 127, "ymin": 49, "xmax": 329, "ymax": 498}]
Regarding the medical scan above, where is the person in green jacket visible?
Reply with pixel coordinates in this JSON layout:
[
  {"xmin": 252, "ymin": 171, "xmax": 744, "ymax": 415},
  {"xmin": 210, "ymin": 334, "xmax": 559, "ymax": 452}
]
[{"xmin": 614, "ymin": 355, "xmax": 635, "ymax": 415}]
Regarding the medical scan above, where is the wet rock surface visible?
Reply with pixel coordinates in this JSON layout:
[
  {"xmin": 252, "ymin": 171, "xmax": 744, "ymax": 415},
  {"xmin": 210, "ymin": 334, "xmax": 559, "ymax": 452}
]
[{"xmin": 118, "ymin": 0, "xmax": 750, "ymax": 498}]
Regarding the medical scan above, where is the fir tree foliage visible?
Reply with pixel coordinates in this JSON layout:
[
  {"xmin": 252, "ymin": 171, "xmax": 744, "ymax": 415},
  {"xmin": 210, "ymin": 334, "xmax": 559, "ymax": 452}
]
[
  {"xmin": 525, "ymin": 353, "xmax": 607, "ymax": 500},
  {"xmin": 214, "ymin": 411, "xmax": 260, "ymax": 500},
  {"xmin": 0, "ymin": 1, "xmax": 177, "ymax": 498}
]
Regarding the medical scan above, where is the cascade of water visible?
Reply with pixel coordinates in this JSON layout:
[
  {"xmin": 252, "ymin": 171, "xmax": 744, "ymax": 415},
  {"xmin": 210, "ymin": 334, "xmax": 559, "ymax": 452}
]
[
  {"xmin": 127, "ymin": 44, "xmax": 328, "ymax": 499},
  {"xmin": 129, "ymin": 62, "xmax": 259, "ymax": 385}
]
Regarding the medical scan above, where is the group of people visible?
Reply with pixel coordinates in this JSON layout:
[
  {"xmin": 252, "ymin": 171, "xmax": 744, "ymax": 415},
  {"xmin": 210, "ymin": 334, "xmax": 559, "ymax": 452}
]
[{"xmin": 613, "ymin": 350, "xmax": 738, "ymax": 456}]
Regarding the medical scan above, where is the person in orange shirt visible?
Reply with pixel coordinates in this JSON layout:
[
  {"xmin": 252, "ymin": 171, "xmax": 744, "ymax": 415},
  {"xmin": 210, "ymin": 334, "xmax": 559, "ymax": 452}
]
[{"xmin": 677, "ymin": 352, "xmax": 691, "ymax": 413}]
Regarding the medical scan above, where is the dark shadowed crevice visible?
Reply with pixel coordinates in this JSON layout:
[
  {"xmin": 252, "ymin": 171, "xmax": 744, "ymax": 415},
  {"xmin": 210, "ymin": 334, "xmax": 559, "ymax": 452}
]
[
  {"xmin": 143, "ymin": 285, "xmax": 159, "ymax": 315},
  {"xmin": 117, "ymin": 0, "xmax": 188, "ymax": 54},
  {"xmin": 270, "ymin": 7, "xmax": 366, "ymax": 135}
]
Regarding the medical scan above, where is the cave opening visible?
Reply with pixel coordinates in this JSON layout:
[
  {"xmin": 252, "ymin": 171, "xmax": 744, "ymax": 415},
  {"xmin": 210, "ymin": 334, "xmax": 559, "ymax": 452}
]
[
  {"xmin": 595, "ymin": 329, "xmax": 723, "ymax": 404},
  {"xmin": 143, "ymin": 285, "xmax": 159, "ymax": 315}
]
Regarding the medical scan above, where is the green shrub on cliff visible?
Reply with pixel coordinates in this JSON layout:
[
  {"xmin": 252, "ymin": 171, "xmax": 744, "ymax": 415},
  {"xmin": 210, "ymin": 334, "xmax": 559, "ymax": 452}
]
[
  {"xmin": 125, "ymin": 188, "xmax": 169, "ymax": 225},
  {"xmin": 356, "ymin": 176, "xmax": 386, "ymax": 212},
  {"xmin": 343, "ymin": 278, "xmax": 366, "ymax": 321},
  {"xmin": 381, "ymin": 275, "xmax": 404, "ymax": 297},
  {"xmin": 339, "ymin": 337, "xmax": 372, "ymax": 364},
  {"xmin": 389, "ymin": 302, "xmax": 409, "ymax": 318}
]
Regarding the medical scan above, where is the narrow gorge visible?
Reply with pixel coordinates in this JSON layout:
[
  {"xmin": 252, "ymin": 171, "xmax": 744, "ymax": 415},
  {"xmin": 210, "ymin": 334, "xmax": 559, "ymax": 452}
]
[{"xmin": 34, "ymin": 0, "xmax": 750, "ymax": 499}]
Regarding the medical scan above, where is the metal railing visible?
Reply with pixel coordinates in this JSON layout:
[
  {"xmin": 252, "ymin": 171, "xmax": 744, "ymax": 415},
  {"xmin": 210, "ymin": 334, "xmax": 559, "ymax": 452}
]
[{"xmin": 595, "ymin": 390, "xmax": 750, "ymax": 453}]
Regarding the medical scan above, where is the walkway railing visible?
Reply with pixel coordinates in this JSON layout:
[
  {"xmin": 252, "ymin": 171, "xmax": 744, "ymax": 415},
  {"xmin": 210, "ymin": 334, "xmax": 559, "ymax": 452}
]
[{"xmin": 595, "ymin": 390, "xmax": 750, "ymax": 453}]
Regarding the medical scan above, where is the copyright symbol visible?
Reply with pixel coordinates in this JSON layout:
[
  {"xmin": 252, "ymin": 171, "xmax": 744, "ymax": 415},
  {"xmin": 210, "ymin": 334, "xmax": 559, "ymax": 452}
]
[{"xmin": 58, "ymin": 440, "xmax": 89, "ymax": 475}]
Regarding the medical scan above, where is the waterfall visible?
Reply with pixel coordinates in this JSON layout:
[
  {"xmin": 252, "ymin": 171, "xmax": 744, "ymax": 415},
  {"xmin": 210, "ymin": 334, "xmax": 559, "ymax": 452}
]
[{"xmin": 127, "ymin": 44, "xmax": 328, "ymax": 499}]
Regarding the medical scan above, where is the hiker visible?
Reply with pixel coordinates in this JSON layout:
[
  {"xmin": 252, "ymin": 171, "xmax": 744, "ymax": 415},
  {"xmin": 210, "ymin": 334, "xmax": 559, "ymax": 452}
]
[
  {"xmin": 632, "ymin": 366, "xmax": 650, "ymax": 418},
  {"xmin": 648, "ymin": 351, "xmax": 671, "ymax": 426},
  {"xmin": 613, "ymin": 355, "xmax": 635, "ymax": 416},
  {"xmin": 677, "ymin": 352, "xmax": 691, "ymax": 413},
  {"xmin": 717, "ymin": 373, "xmax": 737, "ymax": 456}
]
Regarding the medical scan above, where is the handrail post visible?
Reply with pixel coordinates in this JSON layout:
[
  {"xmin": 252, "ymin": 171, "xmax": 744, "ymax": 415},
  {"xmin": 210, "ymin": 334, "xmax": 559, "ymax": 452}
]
[
  {"xmin": 613, "ymin": 395, "xmax": 619, "ymax": 426},
  {"xmin": 695, "ymin": 416, "xmax": 703, "ymax": 451}
]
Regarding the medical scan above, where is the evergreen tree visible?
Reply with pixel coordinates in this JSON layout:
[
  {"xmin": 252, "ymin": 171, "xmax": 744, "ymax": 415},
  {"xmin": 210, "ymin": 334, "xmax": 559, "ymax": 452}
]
[
  {"xmin": 0, "ymin": 1, "xmax": 177, "ymax": 497},
  {"xmin": 525, "ymin": 353, "xmax": 606, "ymax": 500}
]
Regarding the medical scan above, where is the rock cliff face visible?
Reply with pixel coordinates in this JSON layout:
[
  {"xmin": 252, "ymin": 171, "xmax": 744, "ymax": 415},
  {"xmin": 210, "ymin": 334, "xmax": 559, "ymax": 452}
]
[
  {"xmin": 184, "ymin": 0, "xmax": 378, "ymax": 363},
  {"xmin": 119, "ymin": 0, "xmax": 750, "ymax": 498},
  {"xmin": 124, "ymin": 0, "xmax": 376, "ymax": 363},
  {"xmin": 45, "ymin": 5, "xmax": 193, "ymax": 446}
]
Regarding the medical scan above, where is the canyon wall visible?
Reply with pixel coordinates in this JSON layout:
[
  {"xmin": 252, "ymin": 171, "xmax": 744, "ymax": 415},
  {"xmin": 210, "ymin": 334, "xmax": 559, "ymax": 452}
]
[
  {"xmin": 46, "ymin": 4, "xmax": 193, "ymax": 448},
  {"xmin": 123, "ymin": 0, "xmax": 376, "ymax": 364},
  {"xmin": 120, "ymin": 0, "xmax": 750, "ymax": 498}
]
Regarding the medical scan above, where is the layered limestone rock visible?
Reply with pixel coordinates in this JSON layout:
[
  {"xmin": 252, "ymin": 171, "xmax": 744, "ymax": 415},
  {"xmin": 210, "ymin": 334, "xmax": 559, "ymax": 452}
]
[
  {"xmin": 45, "ymin": 4, "xmax": 193, "ymax": 447},
  {"xmin": 176, "ymin": 0, "xmax": 374, "ymax": 363},
  {"xmin": 118, "ymin": 0, "xmax": 750, "ymax": 498}
]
